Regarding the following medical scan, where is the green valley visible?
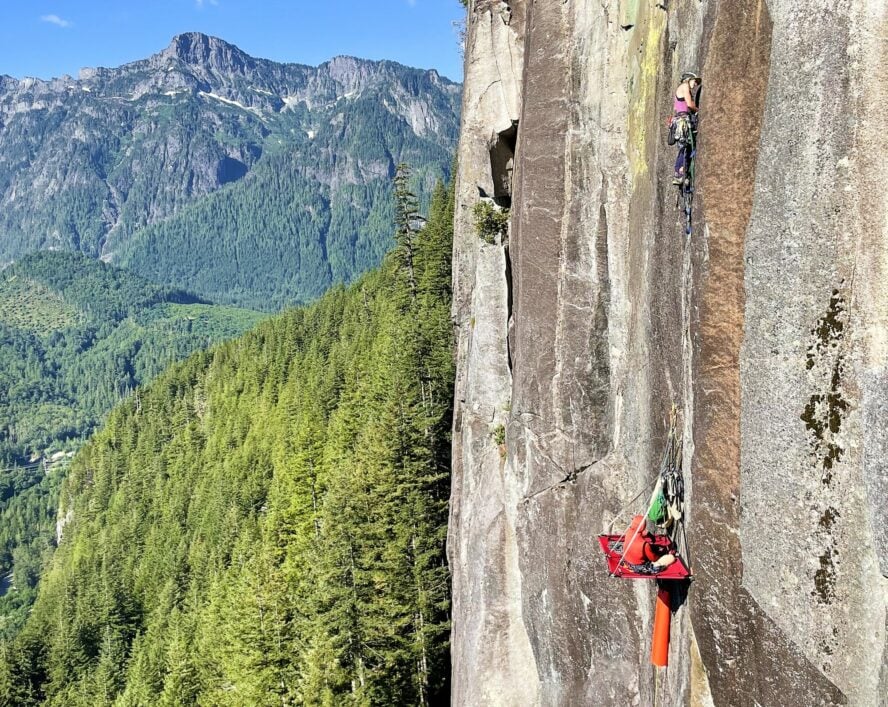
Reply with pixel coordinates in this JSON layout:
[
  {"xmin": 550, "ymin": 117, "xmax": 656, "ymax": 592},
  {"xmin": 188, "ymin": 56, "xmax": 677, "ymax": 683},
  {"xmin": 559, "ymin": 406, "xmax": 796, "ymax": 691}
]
[{"xmin": 0, "ymin": 251, "xmax": 266, "ymax": 461}]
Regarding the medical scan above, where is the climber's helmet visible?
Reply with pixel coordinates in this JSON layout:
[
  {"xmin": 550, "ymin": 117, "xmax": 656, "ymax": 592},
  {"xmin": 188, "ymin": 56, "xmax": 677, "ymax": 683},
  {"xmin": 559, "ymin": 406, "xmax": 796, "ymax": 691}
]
[{"xmin": 681, "ymin": 71, "xmax": 702, "ymax": 85}]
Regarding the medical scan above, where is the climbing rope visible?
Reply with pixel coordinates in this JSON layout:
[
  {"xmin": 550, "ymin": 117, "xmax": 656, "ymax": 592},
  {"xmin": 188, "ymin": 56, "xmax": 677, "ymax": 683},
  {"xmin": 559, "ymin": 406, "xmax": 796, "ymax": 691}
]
[
  {"xmin": 674, "ymin": 117, "xmax": 697, "ymax": 237},
  {"xmin": 606, "ymin": 474, "xmax": 659, "ymax": 536},
  {"xmin": 684, "ymin": 126, "xmax": 696, "ymax": 237}
]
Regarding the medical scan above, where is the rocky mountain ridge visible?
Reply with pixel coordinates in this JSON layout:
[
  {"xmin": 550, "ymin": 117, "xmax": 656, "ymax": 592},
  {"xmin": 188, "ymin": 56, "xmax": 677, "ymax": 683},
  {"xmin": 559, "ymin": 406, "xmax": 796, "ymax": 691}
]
[
  {"xmin": 1, "ymin": 33, "xmax": 456, "ymax": 134},
  {"xmin": 0, "ymin": 33, "xmax": 460, "ymax": 308}
]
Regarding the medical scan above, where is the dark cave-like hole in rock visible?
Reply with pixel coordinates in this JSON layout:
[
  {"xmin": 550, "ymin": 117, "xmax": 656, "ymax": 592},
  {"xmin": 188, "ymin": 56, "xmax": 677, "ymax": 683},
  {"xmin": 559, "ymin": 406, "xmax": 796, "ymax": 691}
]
[{"xmin": 489, "ymin": 121, "xmax": 517, "ymax": 208}]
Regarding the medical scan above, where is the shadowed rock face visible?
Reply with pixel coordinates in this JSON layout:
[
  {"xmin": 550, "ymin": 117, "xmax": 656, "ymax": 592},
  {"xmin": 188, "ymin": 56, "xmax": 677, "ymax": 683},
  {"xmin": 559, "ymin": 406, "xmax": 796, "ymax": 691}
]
[{"xmin": 449, "ymin": 1, "xmax": 887, "ymax": 705}]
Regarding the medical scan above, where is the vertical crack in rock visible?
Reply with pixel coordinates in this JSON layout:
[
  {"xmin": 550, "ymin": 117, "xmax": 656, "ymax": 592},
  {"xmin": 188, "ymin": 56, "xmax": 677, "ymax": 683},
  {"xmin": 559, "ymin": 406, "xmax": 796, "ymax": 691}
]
[
  {"xmin": 739, "ymin": 0, "xmax": 883, "ymax": 700},
  {"xmin": 693, "ymin": 0, "xmax": 842, "ymax": 704},
  {"xmin": 505, "ymin": 240, "xmax": 514, "ymax": 373},
  {"xmin": 489, "ymin": 122, "xmax": 517, "ymax": 207},
  {"xmin": 594, "ymin": 197, "xmax": 611, "ymax": 408}
]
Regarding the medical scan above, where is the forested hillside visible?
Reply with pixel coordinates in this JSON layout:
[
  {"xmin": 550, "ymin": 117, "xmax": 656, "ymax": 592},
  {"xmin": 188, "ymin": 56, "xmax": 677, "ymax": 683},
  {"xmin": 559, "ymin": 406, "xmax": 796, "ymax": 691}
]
[
  {"xmin": 0, "ymin": 177, "xmax": 455, "ymax": 705},
  {"xmin": 0, "ymin": 33, "xmax": 460, "ymax": 308},
  {"xmin": 0, "ymin": 251, "xmax": 265, "ymax": 461},
  {"xmin": 116, "ymin": 148, "xmax": 396, "ymax": 310},
  {"xmin": 0, "ymin": 251, "xmax": 265, "ymax": 642}
]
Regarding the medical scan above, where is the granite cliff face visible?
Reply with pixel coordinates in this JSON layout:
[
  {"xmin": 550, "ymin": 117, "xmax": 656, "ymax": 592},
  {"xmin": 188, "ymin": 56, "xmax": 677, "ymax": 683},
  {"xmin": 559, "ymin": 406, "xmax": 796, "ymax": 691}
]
[{"xmin": 449, "ymin": 2, "xmax": 887, "ymax": 705}]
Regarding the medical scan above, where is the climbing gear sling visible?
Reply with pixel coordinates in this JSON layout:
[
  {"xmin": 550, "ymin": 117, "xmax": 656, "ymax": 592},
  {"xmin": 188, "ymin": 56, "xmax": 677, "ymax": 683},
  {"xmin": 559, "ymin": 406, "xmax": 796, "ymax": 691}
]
[
  {"xmin": 597, "ymin": 407, "xmax": 691, "ymax": 580},
  {"xmin": 673, "ymin": 114, "xmax": 697, "ymax": 237}
]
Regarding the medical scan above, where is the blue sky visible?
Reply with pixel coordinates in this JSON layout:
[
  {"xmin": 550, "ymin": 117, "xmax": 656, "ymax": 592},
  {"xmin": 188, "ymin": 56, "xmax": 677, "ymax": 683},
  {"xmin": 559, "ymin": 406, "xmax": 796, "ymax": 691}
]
[{"xmin": 0, "ymin": 1, "xmax": 466, "ymax": 82}]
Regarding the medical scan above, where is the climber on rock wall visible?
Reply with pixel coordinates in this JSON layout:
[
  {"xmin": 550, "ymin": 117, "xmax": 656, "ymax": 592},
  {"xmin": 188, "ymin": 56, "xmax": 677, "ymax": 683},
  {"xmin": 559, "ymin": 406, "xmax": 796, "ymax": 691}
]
[
  {"xmin": 622, "ymin": 514, "xmax": 677, "ymax": 574},
  {"xmin": 671, "ymin": 71, "xmax": 701, "ymax": 186}
]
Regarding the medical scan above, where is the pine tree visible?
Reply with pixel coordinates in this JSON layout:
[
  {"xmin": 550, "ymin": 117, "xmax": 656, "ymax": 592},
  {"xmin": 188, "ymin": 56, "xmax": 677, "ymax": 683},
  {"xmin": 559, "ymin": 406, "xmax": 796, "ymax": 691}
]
[
  {"xmin": 158, "ymin": 613, "xmax": 199, "ymax": 706},
  {"xmin": 393, "ymin": 163, "xmax": 423, "ymax": 302}
]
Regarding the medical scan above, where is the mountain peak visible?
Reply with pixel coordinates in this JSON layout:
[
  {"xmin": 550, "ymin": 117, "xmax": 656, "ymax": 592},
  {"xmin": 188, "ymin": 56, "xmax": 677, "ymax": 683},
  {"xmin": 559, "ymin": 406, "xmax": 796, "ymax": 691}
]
[{"xmin": 161, "ymin": 33, "xmax": 253, "ymax": 70}]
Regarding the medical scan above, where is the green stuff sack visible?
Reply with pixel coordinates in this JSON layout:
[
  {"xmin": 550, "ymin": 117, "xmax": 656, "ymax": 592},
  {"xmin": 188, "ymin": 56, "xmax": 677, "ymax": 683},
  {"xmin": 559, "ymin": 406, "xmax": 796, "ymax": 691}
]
[{"xmin": 648, "ymin": 491, "xmax": 667, "ymax": 525}]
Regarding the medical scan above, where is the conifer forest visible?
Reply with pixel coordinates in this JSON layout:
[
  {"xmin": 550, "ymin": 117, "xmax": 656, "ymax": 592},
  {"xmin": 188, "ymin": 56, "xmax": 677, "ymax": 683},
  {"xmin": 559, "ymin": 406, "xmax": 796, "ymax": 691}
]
[{"xmin": 0, "ymin": 178, "xmax": 456, "ymax": 705}]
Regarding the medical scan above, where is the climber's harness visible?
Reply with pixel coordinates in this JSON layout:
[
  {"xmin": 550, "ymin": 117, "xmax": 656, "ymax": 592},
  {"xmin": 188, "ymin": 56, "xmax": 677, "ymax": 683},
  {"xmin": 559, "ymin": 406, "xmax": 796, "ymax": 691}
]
[{"xmin": 668, "ymin": 112, "xmax": 696, "ymax": 146}]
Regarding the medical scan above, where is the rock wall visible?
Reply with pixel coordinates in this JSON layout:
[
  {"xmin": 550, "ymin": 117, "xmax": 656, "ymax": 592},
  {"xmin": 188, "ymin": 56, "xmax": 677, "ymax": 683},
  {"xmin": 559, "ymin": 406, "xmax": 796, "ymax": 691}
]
[{"xmin": 448, "ymin": 1, "xmax": 888, "ymax": 705}]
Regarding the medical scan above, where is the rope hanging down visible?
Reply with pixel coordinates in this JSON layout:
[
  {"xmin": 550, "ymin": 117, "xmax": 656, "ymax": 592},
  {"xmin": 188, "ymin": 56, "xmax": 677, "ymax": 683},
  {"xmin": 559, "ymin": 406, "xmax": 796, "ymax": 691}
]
[{"xmin": 675, "ymin": 116, "xmax": 697, "ymax": 238}]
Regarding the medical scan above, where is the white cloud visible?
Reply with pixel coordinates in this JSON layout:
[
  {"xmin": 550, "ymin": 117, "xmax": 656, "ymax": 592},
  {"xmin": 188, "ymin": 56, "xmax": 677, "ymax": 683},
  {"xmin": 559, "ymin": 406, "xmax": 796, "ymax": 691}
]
[
  {"xmin": 195, "ymin": 0, "xmax": 219, "ymax": 7},
  {"xmin": 40, "ymin": 14, "xmax": 72, "ymax": 28}
]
